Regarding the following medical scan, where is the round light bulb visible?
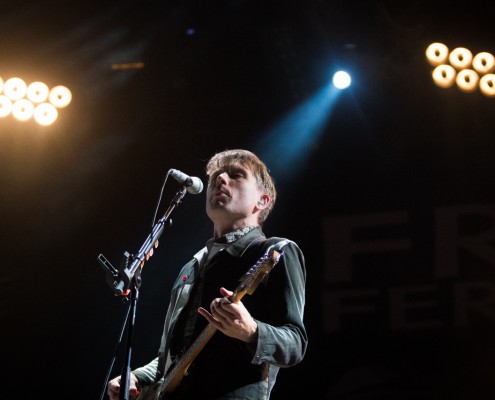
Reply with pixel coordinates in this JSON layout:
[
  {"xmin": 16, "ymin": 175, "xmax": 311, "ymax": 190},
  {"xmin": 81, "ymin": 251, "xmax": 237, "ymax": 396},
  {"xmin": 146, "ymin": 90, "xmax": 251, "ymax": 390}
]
[
  {"xmin": 0, "ymin": 95, "xmax": 13, "ymax": 117},
  {"xmin": 34, "ymin": 103, "xmax": 58, "ymax": 126},
  {"xmin": 432, "ymin": 64, "xmax": 456, "ymax": 88},
  {"xmin": 3, "ymin": 77, "xmax": 27, "ymax": 101},
  {"xmin": 332, "ymin": 71, "xmax": 351, "ymax": 89},
  {"xmin": 449, "ymin": 47, "xmax": 473, "ymax": 70},
  {"xmin": 479, "ymin": 74, "xmax": 495, "ymax": 97},
  {"xmin": 27, "ymin": 81, "xmax": 49, "ymax": 103},
  {"xmin": 12, "ymin": 99, "xmax": 35, "ymax": 121},
  {"xmin": 49, "ymin": 85, "xmax": 72, "ymax": 108},
  {"xmin": 472, "ymin": 52, "xmax": 495, "ymax": 74},
  {"xmin": 426, "ymin": 42, "xmax": 449, "ymax": 66},
  {"xmin": 456, "ymin": 69, "xmax": 479, "ymax": 93}
]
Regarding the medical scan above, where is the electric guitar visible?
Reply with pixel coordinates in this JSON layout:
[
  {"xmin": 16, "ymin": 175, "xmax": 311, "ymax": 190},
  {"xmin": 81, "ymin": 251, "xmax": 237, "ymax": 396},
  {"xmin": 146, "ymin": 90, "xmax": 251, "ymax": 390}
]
[{"xmin": 139, "ymin": 244, "xmax": 285, "ymax": 400}]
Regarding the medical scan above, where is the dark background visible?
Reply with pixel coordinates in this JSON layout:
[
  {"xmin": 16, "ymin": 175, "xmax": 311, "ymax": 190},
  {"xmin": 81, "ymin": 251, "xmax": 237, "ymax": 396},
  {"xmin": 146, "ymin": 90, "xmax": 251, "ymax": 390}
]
[{"xmin": 2, "ymin": 1, "xmax": 495, "ymax": 398}]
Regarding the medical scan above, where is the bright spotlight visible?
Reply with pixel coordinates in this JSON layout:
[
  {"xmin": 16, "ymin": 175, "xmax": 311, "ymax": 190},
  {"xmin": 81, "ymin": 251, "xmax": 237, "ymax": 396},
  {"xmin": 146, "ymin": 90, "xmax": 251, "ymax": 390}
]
[
  {"xmin": 432, "ymin": 64, "xmax": 457, "ymax": 88},
  {"xmin": 426, "ymin": 42, "xmax": 449, "ymax": 66},
  {"xmin": 34, "ymin": 103, "xmax": 58, "ymax": 125},
  {"xmin": 479, "ymin": 74, "xmax": 495, "ymax": 97},
  {"xmin": 332, "ymin": 71, "xmax": 351, "ymax": 89},
  {"xmin": 49, "ymin": 85, "xmax": 72, "ymax": 108},
  {"xmin": 456, "ymin": 69, "xmax": 479, "ymax": 93},
  {"xmin": 12, "ymin": 99, "xmax": 34, "ymax": 121},
  {"xmin": 0, "ymin": 95, "xmax": 13, "ymax": 117},
  {"xmin": 4, "ymin": 77, "xmax": 27, "ymax": 101},
  {"xmin": 472, "ymin": 52, "xmax": 495, "ymax": 74},
  {"xmin": 27, "ymin": 81, "xmax": 49, "ymax": 103},
  {"xmin": 449, "ymin": 47, "xmax": 473, "ymax": 70}
]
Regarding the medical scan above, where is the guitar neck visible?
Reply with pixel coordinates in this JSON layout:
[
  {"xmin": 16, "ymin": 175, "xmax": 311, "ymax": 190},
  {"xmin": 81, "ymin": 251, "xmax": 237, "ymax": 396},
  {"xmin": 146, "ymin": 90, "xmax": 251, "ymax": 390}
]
[
  {"xmin": 161, "ymin": 287, "xmax": 249, "ymax": 394},
  {"xmin": 161, "ymin": 323, "xmax": 217, "ymax": 394}
]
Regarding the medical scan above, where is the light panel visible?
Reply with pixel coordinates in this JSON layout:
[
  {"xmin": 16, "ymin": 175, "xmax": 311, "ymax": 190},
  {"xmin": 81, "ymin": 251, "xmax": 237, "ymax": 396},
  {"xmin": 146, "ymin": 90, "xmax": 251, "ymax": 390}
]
[
  {"xmin": 426, "ymin": 42, "xmax": 495, "ymax": 96},
  {"xmin": 0, "ymin": 74, "xmax": 71, "ymax": 126}
]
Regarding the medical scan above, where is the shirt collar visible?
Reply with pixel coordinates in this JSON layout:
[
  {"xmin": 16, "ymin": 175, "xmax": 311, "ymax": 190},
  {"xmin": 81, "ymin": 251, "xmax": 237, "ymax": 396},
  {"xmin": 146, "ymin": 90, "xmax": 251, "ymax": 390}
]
[
  {"xmin": 224, "ymin": 226, "xmax": 258, "ymax": 243},
  {"xmin": 206, "ymin": 225, "xmax": 258, "ymax": 251}
]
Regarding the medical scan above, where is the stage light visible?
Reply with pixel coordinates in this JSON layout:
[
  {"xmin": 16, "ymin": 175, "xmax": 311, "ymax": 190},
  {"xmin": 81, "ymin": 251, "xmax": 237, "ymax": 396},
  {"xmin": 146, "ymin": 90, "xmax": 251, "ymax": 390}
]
[
  {"xmin": 426, "ymin": 43, "xmax": 495, "ymax": 97},
  {"xmin": 27, "ymin": 81, "xmax": 49, "ymax": 103},
  {"xmin": 0, "ymin": 76, "xmax": 71, "ymax": 126},
  {"xmin": 449, "ymin": 47, "xmax": 473, "ymax": 70},
  {"xmin": 49, "ymin": 85, "xmax": 72, "ymax": 108},
  {"xmin": 472, "ymin": 52, "xmax": 495, "ymax": 74},
  {"xmin": 432, "ymin": 64, "xmax": 456, "ymax": 88},
  {"xmin": 12, "ymin": 99, "xmax": 35, "ymax": 121},
  {"xmin": 34, "ymin": 103, "xmax": 58, "ymax": 125},
  {"xmin": 456, "ymin": 69, "xmax": 479, "ymax": 93},
  {"xmin": 0, "ymin": 95, "xmax": 12, "ymax": 117},
  {"xmin": 3, "ymin": 77, "xmax": 27, "ymax": 101},
  {"xmin": 479, "ymin": 74, "xmax": 495, "ymax": 97},
  {"xmin": 426, "ymin": 42, "xmax": 449, "ymax": 66},
  {"xmin": 332, "ymin": 71, "xmax": 351, "ymax": 89}
]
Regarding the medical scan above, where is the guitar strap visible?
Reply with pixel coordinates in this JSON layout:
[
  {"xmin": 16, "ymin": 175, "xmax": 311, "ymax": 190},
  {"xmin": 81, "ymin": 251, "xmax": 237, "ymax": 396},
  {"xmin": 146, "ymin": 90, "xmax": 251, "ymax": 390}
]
[{"xmin": 264, "ymin": 238, "xmax": 292, "ymax": 253}]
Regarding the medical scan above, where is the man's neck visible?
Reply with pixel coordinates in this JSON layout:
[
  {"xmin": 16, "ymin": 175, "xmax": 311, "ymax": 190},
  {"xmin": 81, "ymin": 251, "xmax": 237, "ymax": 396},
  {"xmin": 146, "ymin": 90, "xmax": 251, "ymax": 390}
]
[{"xmin": 213, "ymin": 220, "xmax": 259, "ymax": 239}]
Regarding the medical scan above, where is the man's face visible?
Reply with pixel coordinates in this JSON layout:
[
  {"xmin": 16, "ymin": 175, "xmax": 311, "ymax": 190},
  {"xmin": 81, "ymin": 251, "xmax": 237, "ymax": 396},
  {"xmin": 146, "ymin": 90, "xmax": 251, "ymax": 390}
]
[{"xmin": 206, "ymin": 163, "xmax": 262, "ymax": 223}]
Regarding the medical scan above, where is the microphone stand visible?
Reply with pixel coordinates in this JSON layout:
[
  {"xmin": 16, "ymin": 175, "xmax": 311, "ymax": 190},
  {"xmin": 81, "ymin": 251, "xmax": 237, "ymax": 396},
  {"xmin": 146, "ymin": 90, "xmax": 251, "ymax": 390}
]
[{"xmin": 99, "ymin": 186, "xmax": 188, "ymax": 400}]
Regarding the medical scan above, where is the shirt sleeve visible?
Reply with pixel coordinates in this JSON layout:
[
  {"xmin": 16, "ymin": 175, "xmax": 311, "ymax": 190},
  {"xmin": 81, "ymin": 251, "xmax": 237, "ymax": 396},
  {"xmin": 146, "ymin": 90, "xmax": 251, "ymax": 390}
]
[
  {"xmin": 133, "ymin": 356, "xmax": 162, "ymax": 386},
  {"xmin": 248, "ymin": 240, "xmax": 308, "ymax": 367}
]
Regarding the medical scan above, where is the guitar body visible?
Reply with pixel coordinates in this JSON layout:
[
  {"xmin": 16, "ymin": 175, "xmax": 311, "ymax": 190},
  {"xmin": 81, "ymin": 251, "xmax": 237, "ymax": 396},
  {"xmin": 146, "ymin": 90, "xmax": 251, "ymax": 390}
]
[
  {"xmin": 138, "ymin": 376, "xmax": 193, "ymax": 400},
  {"xmin": 137, "ymin": 381, "xmax": 162, "ymax": 400}
]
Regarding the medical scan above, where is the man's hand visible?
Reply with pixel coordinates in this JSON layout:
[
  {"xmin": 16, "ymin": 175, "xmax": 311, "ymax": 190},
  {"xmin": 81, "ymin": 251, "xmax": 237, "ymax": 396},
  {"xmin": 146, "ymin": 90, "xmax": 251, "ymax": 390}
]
[
  {"xmin": 198, "ymin": 287, "xmax": 258, "ymax": 343},
  {"xmin": 107, "ymin": 373, "xmax": 141, "ymax": 400}
]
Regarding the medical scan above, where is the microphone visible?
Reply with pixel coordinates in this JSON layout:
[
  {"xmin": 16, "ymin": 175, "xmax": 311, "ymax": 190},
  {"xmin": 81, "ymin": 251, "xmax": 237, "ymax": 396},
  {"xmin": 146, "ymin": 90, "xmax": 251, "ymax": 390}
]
[{"xmin": 169, "ymin": 169, "xmax": 204, "ymax": 194}]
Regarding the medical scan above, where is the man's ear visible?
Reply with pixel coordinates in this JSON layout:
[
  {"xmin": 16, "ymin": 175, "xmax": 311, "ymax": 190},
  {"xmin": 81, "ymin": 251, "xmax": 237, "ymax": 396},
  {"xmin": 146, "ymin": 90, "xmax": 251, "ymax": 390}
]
[{"xmin": 258, "ymin": 195, "xmax": 270, "ymax": 207}]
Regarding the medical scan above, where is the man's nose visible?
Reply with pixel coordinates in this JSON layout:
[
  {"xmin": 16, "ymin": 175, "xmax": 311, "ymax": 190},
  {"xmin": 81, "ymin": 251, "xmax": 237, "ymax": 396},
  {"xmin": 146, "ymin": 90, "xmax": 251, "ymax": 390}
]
[{"xmin": 216, "ymin": 172, "xmax": 228, "ymax": 184}]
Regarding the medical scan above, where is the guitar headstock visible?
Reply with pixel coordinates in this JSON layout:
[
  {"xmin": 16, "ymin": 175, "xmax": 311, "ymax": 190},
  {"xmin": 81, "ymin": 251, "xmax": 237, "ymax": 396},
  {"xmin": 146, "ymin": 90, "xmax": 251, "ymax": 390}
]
[{"xmin": 236, "ymin": 248, "xmax": 282, "ymax": 297}]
